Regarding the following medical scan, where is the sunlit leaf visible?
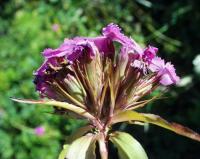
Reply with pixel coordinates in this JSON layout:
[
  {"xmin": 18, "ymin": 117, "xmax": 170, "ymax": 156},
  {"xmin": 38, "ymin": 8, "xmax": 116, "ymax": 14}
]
[
  {"xmin": 58, "ymin": 144, "xmax": 70, "ymax": 159},
  {"xmin": 110, "ymin": 131, "xmax": 148, "ymax": 159},
  {"xmin": 59, "ymin": 127, "xmax": 95, "ymax": 159},
  {"xmin": 66, "ymin": 125, "xmax": 92, "ymax": 144},
  {"xmin": 66, "ymin": 133, "xmax": 96, "ymax": 159},
  {"xmin": 86, "ymin": 139, "xmax": 96, "ymax": 159},
  {"xmin": 11, "ymin": 98, "xmax": 95, "ymax": 120},
  {"xmin": 111, "ymin": 110, "xmax": 200, "ymax": 142}
]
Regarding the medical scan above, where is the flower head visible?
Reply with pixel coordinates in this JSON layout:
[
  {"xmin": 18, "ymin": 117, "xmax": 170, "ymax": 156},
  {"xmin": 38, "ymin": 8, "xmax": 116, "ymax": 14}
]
[
  {"xmin": 34, "ymin": 24, "xmax": 180, "ymax": 101},
  {"xmin": 32, "ymin": 23, "xmax": 182, "ymax": 127}
]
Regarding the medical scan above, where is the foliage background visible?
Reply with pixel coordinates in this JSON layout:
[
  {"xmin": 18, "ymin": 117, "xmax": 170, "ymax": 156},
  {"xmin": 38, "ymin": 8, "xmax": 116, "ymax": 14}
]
[{"xmin": 0, "ymin": 0, "xmax": 200, "ymax": 158}]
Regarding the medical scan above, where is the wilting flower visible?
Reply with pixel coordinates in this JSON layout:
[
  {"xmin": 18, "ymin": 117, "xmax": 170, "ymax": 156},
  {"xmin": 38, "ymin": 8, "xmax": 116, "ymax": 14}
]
[
  {"xmin": 34, "ymin": 126, "xmax": 45, "ymax": 136},
  {"xmin": 12, "ymin": 23, "xmax": 200, "ymax": 159}
]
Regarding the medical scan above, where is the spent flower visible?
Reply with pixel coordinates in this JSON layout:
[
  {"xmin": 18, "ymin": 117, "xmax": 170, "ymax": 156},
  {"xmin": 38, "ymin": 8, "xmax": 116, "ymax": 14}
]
[{"xmin": 12, "ymin": 23, "xmax": 200, "ymax": 159}]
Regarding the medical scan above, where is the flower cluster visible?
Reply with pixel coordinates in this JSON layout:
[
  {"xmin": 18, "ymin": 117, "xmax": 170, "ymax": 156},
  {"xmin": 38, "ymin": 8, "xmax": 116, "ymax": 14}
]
[
  {"xmin": 13, "ymin": 23, "xmax": 200, "ymax": 159},
  {"xmin": 34, "ymin": 23, "xmax": 179, "ymax": 112}
]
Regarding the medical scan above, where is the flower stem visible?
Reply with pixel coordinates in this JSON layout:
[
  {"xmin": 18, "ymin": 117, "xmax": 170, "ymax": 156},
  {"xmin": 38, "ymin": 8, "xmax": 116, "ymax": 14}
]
[{"xmin": 98, "ymin": 133, "xmax": 108, "ymax": 159}]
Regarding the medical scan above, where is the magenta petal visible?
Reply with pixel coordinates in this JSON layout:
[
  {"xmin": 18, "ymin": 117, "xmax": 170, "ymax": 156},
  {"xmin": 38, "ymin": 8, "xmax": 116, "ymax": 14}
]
[
  {"xmin": 164, "ymin": 62, "xmax": 180, "ymax": 85},
  {"xmin": 42, "ymin": 47, "xmax": 67, "ymax": 59},
  {"xmin": 158, "ymin": 62, "xmax": 180, "ymax": 86},
  {"xmin": 42, "ymin": 39, "xmax": 99, "ymax": 63},
  {"xmin": 74, "ymin": 36, "xmax": 115, "ymax": 55},
  {"xmin": 43, "ymin": 40, "xmax": 77, "ymax": 59},
  {"xmin": 160, "ymin": 74, "xmax": 174, "ymax": 86},
  {"xmin": 43, "ymin": 48, "xmax": 55, "ymax": 58},
  {"xmin": 102, "ymin": 23, "xmax": 143, "ymax": 54},
  {"xmin": 66, "ymin": 40, "xmax": 98, "ymax": 61},
  {"xmin": 149, "ymin": 57, "xmax": 165, "ymax": 72},
  {"xmin": 90, "ymin": 36, "xmax": 115, "ymax": 55},
  {"xmin": 34, "ymin": 60, "xmax": 48, "ymax": 76},
  {"xmin": 143, "ymin": 45, "xmax": 158, "ymax": 63},
  {"xmin": 102, "ymin": 23, "xmax": 132, "ymax": 46},
  {"xmin": 149, "ymin": 57, "xmax": 180, "ymax": 86}
]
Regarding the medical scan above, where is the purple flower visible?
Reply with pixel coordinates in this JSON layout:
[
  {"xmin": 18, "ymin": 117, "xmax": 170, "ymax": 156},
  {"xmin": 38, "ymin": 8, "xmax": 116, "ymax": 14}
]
[
  {"xmin": 34, "ymin": 126, "xmax": 45, "ymax": 136},
  {"xmin": 149, "ymin": 57, "xmax": 180, "ymax": 86},
  {"xmin": 33, "ymin": 23, "xmax": 180, "ymax": 101},
  {"xmin": 52, "ymin": 23, "xmax": 60, "ymax": 32}
]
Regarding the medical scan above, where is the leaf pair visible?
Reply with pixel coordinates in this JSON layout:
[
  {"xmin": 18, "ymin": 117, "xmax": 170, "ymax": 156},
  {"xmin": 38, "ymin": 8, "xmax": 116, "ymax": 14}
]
[
  {"xmin": 59, "ymin": 131, "xmax": 148, "ymax": 159},
  {"xmin": 58, "ymin": 128, "xmax": 108, "ymax": 159},
  {"xmin": 11, "ymin": 98, "xmax": 200, "ymax": 159}
]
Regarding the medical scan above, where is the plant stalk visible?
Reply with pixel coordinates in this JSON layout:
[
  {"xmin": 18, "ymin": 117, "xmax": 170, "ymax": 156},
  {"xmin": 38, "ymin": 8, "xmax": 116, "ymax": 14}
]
[{"xmin": 98, "ymin": 132, "xmax": 108, "ymax": 159}]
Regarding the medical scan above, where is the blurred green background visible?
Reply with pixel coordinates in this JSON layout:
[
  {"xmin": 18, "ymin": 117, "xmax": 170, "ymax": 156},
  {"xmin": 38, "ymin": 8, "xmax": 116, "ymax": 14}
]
[{"xmin": 0, "ymin": 0, "xmax": 200, "ymax": 158}]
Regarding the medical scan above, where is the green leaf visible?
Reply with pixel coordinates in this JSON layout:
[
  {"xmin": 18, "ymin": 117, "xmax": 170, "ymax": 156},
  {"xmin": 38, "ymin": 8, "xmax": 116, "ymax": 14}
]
[
  {"xmin": 110, "ymin": 131, "xmax": 148, "ymax": 159},
  {"xmin": 111, "ymin": 110, "xmax": 200, "ymax": 142},
  {"xmin": 66, "ymin": 133, "xmax": 96, "ymax": 159},
  {"xmin": 86, "ymin": 139, "xmax": 96, "ymax": 159},
  {"xmin": 58, "ymin": 127, "xmax": 94, "ymax": 159},
  {"xmin": 66, "ymin": 125, "xmax": 92, "ymax": 144},
  {"xmin": 58, "ymin": 144, "xmax": 70, "ymax": 159},
  {"xmin": 11, "ymin": 98, "xmax": 95, "ymax": 120}
]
